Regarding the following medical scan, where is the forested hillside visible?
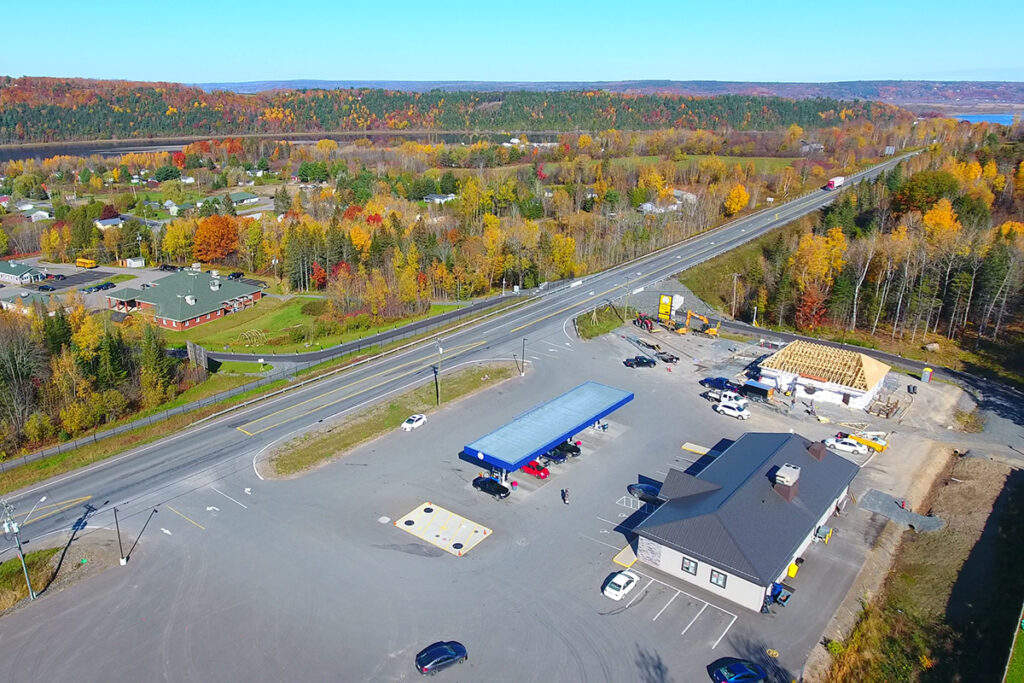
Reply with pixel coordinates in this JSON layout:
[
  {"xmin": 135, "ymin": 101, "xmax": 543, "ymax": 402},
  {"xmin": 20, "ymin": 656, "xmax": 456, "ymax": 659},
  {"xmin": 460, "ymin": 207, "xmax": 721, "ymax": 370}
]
[{"xmin": 0, "ymin": 76, "xmax": 905, "ymax": 144}]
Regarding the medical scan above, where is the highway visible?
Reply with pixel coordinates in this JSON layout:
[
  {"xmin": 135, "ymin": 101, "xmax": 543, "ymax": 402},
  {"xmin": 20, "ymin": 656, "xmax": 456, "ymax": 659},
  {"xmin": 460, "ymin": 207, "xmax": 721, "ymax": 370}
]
[{"xmin": 3, "ymin": 154, "xmax": 912, "ymax": 552}]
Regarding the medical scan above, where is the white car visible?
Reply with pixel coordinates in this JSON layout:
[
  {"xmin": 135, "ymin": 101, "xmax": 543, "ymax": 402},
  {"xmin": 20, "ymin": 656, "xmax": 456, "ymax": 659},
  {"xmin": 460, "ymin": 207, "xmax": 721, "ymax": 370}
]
[
  {"xmin": 401, "ymin": 414, "xmax": 426, "ymax": 431},
  {"xmin": 603, "ymin": 570, "xmax": 640, "ymax": 601},
  {"xmin": 824, "ymin": 437, "xmax": 869, "ymax": 455},
  {"xmin": 713, "ymin": 403, "xmax": 750, "ymax": 420}
]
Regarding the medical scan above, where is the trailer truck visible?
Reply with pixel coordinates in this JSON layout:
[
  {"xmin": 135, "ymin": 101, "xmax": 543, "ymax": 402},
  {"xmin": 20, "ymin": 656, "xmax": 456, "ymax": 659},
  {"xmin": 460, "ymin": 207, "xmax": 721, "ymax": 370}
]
[{"xmin": 826, "ymin": 176, "xmax": 845, "ymax": 190}]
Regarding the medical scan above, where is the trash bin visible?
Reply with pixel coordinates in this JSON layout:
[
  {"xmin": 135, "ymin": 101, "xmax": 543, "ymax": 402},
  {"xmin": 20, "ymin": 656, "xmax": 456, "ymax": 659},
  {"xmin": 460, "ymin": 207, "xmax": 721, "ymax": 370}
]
[{"xmin": 921, "ymin": 367, "xmax": 933, "ymax": 383}]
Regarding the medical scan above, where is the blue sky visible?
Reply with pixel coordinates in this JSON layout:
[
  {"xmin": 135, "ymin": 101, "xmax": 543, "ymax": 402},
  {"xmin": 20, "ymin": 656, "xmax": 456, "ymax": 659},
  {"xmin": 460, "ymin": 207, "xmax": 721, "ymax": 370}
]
[{"xmin": 4, "ymin": 0, "xmax": 1022, "ymax": 83}]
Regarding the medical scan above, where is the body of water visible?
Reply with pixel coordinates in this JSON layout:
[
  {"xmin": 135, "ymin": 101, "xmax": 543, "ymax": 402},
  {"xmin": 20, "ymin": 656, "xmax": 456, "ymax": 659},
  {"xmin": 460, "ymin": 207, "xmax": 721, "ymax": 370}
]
[{"xmin": 955, "ymin": 113, "xmax": 1018, "ymax": 125}]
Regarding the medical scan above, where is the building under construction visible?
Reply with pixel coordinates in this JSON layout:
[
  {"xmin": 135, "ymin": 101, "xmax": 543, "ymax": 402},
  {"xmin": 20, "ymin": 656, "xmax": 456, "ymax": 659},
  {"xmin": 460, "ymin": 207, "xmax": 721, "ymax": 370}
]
[{"xmin": 757, "ymin": 340, "xmax": 891, "ymax": 410}]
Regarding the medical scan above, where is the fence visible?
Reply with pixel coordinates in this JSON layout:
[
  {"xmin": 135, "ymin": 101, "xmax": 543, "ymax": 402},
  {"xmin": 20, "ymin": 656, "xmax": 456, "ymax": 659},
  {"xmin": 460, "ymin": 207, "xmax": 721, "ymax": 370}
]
[{"xmin": 1, "ymin": 292, "xmax": 531, "ymax": 473}]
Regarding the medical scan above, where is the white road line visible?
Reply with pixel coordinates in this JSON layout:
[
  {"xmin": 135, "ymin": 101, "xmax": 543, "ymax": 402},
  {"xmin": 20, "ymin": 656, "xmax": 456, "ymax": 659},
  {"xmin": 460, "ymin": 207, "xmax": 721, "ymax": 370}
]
[
  {"xmin": 211, "ymin": 487, "xmax": 249, "ymax": 509},
  {"xmin": 653, "ymin": 591, "xmax": 679, "ymax": 621},
  {"xmin": 655, "ymin": 470, "xmax": 667, "ymax": 476},
  {"xmin": 596, "ymin": 516, "xmax": 619, "ymax": 526},
  {"xmin": 578, "ymin": 533, "xmax": 622, "ymax": 551},
  {"xmin": 712, "ymin": 614, "xmax": 738, "ymax": 649},
  {"xmin": 681, "ymin": 603, "xmax": 708, "ymax": 636},
  {"xmin": 626, "ymin": 578, "xmax": 655, "ymax": 608}
]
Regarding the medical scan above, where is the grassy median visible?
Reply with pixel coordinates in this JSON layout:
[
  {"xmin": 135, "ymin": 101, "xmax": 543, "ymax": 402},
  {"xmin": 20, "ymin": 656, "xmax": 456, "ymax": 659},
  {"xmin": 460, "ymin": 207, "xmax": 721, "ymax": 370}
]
[
  {"xmin": 270, "ymin": 362, "xmax": 516, "ymax": 476},
  {"xmin": 576, "ymin": 305, "xmax": 637, "ymax": 340},
  {"xmin": 0, "ymin": 547, "xmax": 60, "ymax": 611}
]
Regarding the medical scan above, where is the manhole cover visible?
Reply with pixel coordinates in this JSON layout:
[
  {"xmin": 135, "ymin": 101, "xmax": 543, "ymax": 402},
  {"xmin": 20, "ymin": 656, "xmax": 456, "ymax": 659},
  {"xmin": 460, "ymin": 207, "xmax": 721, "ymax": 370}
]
[
  {"xmin": 453, "ymin": 543, "xmax": 464, "ymax": 550},
  {"xmin": 404, "ymin": 520, "xmax": 415, "ymax": 526},
  {"xmin": 378, "ymin": 516, "xmax": 391, "ymax": 524},
  {"xmin": 424, "ymin": 507, "xmax": 434, "ymax": 513}
]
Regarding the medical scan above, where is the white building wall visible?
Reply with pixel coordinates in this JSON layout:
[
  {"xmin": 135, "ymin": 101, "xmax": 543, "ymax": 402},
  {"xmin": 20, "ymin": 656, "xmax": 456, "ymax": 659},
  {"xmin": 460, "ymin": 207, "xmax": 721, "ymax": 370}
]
[
  {"xmin": 637, "ymin": 537, "xmax": 767, "ymax": 612},
  {"xmin": 759, "ymin": 368, "xmax": 882, "ymax": 410}
]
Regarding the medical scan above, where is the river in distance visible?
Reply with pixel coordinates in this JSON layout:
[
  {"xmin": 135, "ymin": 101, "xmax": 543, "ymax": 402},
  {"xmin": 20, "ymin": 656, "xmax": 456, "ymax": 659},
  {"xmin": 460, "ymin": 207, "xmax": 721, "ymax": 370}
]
[{"xmin": 954, "ymin": 113, "xmax": 1018, "ymax": 125}]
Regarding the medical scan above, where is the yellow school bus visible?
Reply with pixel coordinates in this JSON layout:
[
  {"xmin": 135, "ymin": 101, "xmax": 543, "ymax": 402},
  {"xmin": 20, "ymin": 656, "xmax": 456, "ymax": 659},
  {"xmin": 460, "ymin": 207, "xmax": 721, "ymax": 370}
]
[{"xmin": 76, "ymin": 257, "xmax": 97, "ymax": 269}]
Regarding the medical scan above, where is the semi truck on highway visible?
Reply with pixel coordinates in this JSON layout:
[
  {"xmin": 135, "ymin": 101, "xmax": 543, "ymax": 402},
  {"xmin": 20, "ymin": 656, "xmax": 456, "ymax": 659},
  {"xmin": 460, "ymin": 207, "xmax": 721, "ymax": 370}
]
[{"xmin": 826, "ymin": 176, "xmax": 845, "ymax": 190}]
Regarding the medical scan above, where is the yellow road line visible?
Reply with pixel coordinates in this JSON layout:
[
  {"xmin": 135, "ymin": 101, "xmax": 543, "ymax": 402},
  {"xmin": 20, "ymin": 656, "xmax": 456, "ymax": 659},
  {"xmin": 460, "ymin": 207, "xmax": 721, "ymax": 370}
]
[
  {"xmin": 238, "ymin": 340, "xmax": 487, "ymax": 436},
  {"xmin": 166, "ymin": 505, "xmax": 206, "ymax": 530},
  {"xmin": 21, "ymin": 496, "xmax": 93, "ymax": 526},
  {"xmin": 613, "ymin": 544, "xmax": 638, "ymax": 568}
]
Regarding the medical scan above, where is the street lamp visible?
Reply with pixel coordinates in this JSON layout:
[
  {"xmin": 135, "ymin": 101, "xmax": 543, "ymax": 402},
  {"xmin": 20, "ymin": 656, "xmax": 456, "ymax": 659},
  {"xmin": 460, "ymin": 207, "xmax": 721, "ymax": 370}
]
[
  {"xmin": 22, "ymin": 496, "xmax": 46, "ymax": 525},
  {"xmin": 433, "ymin": 340, "xmax": 443, "ymax": 405},
  {"xmin": 521, "ymin": 337, "xmax": 526, "ymax": 377}
]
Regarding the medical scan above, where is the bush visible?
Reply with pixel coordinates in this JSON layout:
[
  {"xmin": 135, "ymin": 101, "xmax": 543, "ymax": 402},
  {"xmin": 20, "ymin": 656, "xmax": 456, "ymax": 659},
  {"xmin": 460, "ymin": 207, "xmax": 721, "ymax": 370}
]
[
  {"xmin": 313, "ymin": 319, "xmax": 341, "ymax": 339},
  {"xmin": 344, "ymin": 313, "xmax": 371, "ymax": 332},
  {"xmin": 289, "ymin": 327, "xmax": 309, "ymax": 344},
  {"xmin": 300, "ymin": 299, "xmax": 328, "ymax": 316},
  {"xmin": 826, "ymin": 639, "xmax": 845, "ymax": 658}
]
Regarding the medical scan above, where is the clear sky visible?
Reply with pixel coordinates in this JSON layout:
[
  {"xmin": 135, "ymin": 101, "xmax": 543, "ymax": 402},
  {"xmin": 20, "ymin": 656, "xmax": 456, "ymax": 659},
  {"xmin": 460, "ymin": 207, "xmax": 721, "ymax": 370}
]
[{"xmin": 4, "ymin": 0, "xmax": 1022, "ymax": 83}]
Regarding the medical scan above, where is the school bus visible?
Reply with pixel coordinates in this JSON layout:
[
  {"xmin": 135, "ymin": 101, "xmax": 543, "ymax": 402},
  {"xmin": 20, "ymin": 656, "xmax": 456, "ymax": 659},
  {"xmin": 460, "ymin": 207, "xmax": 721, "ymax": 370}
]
[{"xmin": 76, "ymin": 257, "xmax": 97, "ymax": 269}]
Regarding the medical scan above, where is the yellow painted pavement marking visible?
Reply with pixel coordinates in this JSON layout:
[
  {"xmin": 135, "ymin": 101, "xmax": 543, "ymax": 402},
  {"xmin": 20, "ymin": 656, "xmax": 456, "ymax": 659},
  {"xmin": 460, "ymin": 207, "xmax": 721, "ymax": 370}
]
[
  {"xmin": 236, "ymin": 340, "xmax": 486, "ymax": 436},
  {"xmin": 394, "ymin": 502, "xmax": 492, "ymax": 557},
  {"xmin": 166, "ymin": 505, "xmax": 206, "ymax": 530},
  {"xmin": 681, "ymin": 442, "xmax": 709, "ymax": 455},
  {"xmin": 20, "ymin": 496, "xmax": 93, "ymax": 526},
  {"xmin": 613, "ymin": 544, "xmax": 638, "ymax": 568}
]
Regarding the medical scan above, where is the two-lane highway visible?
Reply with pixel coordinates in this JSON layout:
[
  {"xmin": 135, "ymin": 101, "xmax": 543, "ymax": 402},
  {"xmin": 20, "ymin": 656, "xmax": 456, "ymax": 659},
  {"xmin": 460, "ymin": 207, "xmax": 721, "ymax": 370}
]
[{"xmin": 1, "ymin": 153, "xmax": 914, "ymax": 550}]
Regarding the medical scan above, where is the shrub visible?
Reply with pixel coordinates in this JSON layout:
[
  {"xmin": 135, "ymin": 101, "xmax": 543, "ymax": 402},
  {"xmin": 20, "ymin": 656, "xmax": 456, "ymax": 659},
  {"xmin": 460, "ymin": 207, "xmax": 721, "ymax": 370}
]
[{"xmin": 300, "ymin": 299, "xmax": 327, "ymax": 316}]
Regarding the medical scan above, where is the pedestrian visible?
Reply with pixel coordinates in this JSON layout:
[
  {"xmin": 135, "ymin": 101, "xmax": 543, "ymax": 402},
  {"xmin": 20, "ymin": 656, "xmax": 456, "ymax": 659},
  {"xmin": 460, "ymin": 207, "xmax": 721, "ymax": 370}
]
[{"xmin": 561, "ymin": 488, "xmax": 570, "ymax": 505}]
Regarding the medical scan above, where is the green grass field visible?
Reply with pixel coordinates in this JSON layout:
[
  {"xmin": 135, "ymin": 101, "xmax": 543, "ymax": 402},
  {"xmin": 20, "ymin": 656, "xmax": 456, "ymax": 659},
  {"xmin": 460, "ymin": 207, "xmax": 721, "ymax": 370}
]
[
  {"xmin": 1007, "ymin": 623, "xmax": 1024, "ymax": 682},
  {"xmin": 575, "ymin": 305, "xmax": 637, "ymax": 339},
  {"xmin": 107, "ymin": 274, "xmax": 137, "ymax": 284},
  {"xmin": 211, "ymin": 360, "xmax": 273, "ymax": 373},
  {"xmin": 0, "ymin": 547, "xmax": 60, "ymax": 611},
  {"xmin": 162, "ymin": 298, "xmax": 460, "ymax": 354}
]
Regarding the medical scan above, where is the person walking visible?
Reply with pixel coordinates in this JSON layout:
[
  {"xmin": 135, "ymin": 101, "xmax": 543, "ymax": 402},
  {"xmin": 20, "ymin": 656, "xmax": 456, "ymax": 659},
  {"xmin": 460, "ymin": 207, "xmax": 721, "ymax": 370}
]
[{"xmin": 561, "ymin": 488, "xmax": 570, "ymax": 505}]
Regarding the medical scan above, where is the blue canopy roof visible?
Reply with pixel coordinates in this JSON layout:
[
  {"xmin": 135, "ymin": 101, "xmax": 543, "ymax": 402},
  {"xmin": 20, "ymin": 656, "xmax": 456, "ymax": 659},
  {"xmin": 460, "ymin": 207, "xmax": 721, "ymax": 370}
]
[{"xmin": 463, "ymin": 381, "xmax": 633, "ymax": 472}]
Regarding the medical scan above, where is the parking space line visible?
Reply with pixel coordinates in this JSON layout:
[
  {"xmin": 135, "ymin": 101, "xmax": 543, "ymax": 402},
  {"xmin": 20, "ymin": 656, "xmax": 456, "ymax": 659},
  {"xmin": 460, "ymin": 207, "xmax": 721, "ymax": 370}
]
[
  {"xmin": 579, "ymin": 533, "xmax": 622, "ymax": 551},
  {"xmin": 596, "ymin": 516, "xmax": 619, "ymax": 526},
  {"xmin": 652, "ymin": 591, "xmax": 679, "ymax": 621},
  {"xmin": 166, "ymin": 505, "xmax": 206, "ymax": 530},
  {"xmin": 211, "ymin": 487, "xmax": 248, "ymax": 509},
  {"xmin": 680, "ymin": 603, "xmax": 708, "ymax": 636},
  {"xmin": 631, "ymin": 569, "xmax": 738, "ymax": 620},
  {"xmin": 625, "ymin": 578, "xmax": 655, "ymax": 608},
  {"xmin": 712, "ymin": 614, "xmax": 737, "ymax": 649}
]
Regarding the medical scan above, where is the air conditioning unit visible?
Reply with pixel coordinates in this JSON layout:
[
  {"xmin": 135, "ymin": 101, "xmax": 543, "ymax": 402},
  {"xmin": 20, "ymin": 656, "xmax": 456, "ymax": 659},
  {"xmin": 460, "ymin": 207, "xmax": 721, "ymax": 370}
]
[
  {"xmin": 210, "ymin": 280, "xmax": 221, "ymax": 290},
  {"xmin": 185, "ymin": 295, "xmax": 196, "ymax": 305},
  {"xmin": 775, "ymin": 463, "xmax": 801, "ymax": 487}
]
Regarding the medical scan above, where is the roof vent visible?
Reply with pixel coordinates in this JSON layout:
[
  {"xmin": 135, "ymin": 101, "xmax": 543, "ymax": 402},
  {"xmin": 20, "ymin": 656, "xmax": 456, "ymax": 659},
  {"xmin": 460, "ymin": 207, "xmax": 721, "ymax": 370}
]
[
  {"xmin": 185, "ymin": 295, "xmax": 196, "ymax": 305},
  {"xmin": 775, "ymin": 463, "xmax": 801, "ymax": 487},
  {"xmin": 210, "ymin": 280, "xmax": 221, "ymax": 291}
]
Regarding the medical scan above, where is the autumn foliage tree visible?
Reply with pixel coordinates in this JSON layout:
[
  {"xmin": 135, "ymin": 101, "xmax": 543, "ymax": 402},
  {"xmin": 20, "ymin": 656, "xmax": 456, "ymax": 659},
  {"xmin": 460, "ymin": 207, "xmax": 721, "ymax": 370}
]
[
  {"xmin": 193, "ymin": 215, "xmax": 240, "ymax": 262},
  {"xmin": 723, "ymin": 183, "xmax": 750, "ymax": 216}
]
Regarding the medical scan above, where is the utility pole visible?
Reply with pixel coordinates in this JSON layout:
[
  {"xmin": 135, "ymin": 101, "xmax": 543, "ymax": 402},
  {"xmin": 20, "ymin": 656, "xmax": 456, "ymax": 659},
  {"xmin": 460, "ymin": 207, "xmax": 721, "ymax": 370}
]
[
  {"xmin": 1, "ymin": 498, "xmax": 38, "ymax": 600},
  {"xmin": 434, "ymin": 340, "xmax": 443, "ymax": 405},
  {"xmin": 521, "ymin": 338, "xmax": 527, "ymax": 376},
  {"xmin": 114, "ymin": 507, "xmax": 126, "ymax": 565},
  {"xmin": 731, "ymin": 273, "xmax": 740, "ymax": 319}
]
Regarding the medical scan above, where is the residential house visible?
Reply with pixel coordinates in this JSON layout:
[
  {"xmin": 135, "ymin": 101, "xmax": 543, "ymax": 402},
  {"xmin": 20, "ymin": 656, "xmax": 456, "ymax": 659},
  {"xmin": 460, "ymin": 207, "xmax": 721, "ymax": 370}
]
[
  {"xmin": 95, "ymin": 217, "xmax": 124, "ymax": 231},
  {"xmin": 105, "ymin": 271, "xmax": 263, "ymax": 330},
  {"xmin": 634, "ymin": 432, "xmax": 858, "ymax": 612},
  {"xmin": 29, "ymin": 210, "xmax": 53, "ymax": 222},
  {"xmin": 228, "ymin": 191, "xmax": 260, "ymax": 206},
  {"xmin": 0, "ymin": 291, "xmax": 67, "ymax": 317},
  {"xmin": 181, "ymin": 176, "xmax": 196, "ymax": 184},
  {"xmin": 424, "ymin": 193, "xmax": 456, "ymax": 205}
]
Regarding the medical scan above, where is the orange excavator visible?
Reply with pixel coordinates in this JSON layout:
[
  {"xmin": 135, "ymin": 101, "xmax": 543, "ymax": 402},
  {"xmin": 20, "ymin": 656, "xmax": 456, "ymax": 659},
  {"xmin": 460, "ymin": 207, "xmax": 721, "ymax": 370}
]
[{"xmin": 683, "ymin": 310, "xmax": 721, "ymax": 337}]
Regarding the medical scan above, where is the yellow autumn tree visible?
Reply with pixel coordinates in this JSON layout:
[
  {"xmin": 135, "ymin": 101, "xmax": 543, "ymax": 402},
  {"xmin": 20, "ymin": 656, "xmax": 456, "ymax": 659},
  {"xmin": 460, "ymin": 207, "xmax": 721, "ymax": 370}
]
[
  {"xmin": 723, "ymin": 183, "xmax": 750, "ymax": 216},
  {"xmin": 790, "ymin": 233, "xmax": 831, "ymax": 290},
  {"xmin": 923, "ymin": 198, "xmax": 962, "ymax": 248}
]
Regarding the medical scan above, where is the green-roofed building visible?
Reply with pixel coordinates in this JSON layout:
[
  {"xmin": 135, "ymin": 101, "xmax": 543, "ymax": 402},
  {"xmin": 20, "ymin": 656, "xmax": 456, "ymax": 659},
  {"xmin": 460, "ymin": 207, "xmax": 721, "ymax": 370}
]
[
  {"xmin": 228, "ymin": 192, "xmax": 260, "ymax": 205},
  {"xmin": 0, "ymin": 259, "xmax": 43, "ymax": 285},
  {"xmin": 105, "ymin": 271, "xmax": 263, "ymax": 329}
]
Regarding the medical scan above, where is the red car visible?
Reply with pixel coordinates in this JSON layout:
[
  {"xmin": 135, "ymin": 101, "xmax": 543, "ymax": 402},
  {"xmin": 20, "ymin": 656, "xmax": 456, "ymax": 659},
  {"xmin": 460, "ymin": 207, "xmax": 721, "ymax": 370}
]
[{"xmin": 521, "ymin": 460, "xmax": 550, "ymax": 479}]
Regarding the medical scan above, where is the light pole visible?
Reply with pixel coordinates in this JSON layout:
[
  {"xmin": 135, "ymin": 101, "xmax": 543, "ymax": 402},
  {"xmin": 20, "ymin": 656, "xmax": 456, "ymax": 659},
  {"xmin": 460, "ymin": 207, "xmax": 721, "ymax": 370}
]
[
  {"xmin": 22, "ymin": 496, "xmax": 46, "ymax": 525},
  {"xmin": 1, "ymin": 498, "xmax": 38, "ymax": 600},
  {"xmin": 501, "ymin": 277, "xmax": 506, "ymax": 297},
  {"xmin": 521, "ymin": 338, "xmax": 526, "ymax": 376},
  {"xmin": 114, "ymin": 507, "xmax": 126, "ymax": 565},
  {"xmin": 731, "ymin": 273, "xmax": 740, "ymax": 319},
  {"xmin": 433, "ymin": 340, "xmax": 443, "ymax": 405}
]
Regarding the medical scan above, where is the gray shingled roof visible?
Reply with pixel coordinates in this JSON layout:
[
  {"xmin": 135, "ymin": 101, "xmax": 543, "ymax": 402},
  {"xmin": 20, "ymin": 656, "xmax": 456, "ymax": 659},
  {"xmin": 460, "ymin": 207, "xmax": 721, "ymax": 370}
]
[
  {"xmin": 635, "ymin": 432, "xmax": 858, "ymax": 586},
  {"xmin": 107, "ymin": 271, "xmax": 260, "ymax": 322}
]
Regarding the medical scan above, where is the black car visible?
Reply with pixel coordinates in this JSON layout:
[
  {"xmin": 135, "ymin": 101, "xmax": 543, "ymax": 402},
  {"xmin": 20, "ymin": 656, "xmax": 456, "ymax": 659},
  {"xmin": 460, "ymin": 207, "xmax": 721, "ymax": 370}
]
[
  {"xmin": 38, "ymin": 284, "xmax": 56, "ymax": 292},
  {"xmin": 542, "ymin": 449, "xmax": 567, "ymax": 465},
  {"xmin": 158, "ymin": 264, "xmax": 178, "ymax": 272},
  {"xmin": 415, "ymin": 640, "xmax": 467, "ymax": 675},
  {"xmin": 627, "ymin": 483, "xmax": 663, "ymax": 505},
  {"xmin": 227, "ymin": 271, "xmax": 244, "ymax": 280},
  {"xmin": 472, "ymin": 476, "xmax": 510, "ymax": 499},
  {"xmin": 98, "ymin": 282, "xmax": 115, "ymax": 290},
  {"xmin": 624, "ymin": 355, "xmax": 657, "ymax": 368},
  {"xmin": 655, "ymin": 351, "xmax": 679, "ymax": 364},
  {"xmin": 52, "ymin": 274, "xmax": 66, "ymax": 281},
  {"xmin": 554, "ymin": 440, "xmax": 581, "ymax": 456},
  {"xmin": 700, "ymin": 376, "xmax": 740, "ymax": 391}
]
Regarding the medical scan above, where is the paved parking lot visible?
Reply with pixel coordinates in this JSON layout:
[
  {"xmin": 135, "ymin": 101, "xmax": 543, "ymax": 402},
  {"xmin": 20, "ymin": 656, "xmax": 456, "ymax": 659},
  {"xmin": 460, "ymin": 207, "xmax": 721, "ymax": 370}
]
[{"xmin": 0, "ymin": 323, "xmax": 887, "ymax": 682}]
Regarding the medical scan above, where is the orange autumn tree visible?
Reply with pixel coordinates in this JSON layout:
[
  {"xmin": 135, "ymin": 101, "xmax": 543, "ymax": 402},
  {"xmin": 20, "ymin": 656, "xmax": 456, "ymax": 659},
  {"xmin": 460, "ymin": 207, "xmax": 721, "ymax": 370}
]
[{"xmin": 194, "ymin": 215, "xmax": 240, "ymax": 262}]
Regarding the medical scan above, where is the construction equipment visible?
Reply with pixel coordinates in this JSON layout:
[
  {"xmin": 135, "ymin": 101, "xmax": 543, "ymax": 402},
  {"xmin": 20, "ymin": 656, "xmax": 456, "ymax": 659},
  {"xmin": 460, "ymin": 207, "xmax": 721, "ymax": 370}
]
[{"xmin": 682, "ymin": 310, "xmax": 721, "ymax": 337}]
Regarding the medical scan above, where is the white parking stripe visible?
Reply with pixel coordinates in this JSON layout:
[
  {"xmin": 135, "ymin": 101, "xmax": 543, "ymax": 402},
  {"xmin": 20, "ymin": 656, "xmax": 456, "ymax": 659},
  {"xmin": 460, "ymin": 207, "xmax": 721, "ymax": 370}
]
[
  {"xmin": 626, "ymin": 578, "xmax": 655, "ymax": 608},
  {"xmin": 712, "ymin": 614, "xmax": 737, "ymax": 649},
  {"xmin": 680, "ymin": 603, "xmax": 708, "ymax": 636},
  {"xmin": 211, "ymin": 487, "xmax": 248, "ymax": 509},
  {"xmin": 578, "ymin": 533, "xmax": 622, "ymax": 551},
  {"xmin": 652, "ymin": 591, "xmax": 679, "ymax": 621}
]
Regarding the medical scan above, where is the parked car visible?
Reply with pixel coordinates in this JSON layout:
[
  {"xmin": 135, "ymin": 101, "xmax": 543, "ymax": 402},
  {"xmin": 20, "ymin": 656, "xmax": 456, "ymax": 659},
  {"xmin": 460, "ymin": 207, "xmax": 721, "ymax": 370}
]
[
  {"xmin": 414, "ymin": 641, "xmax": 467, "ymax": 675},
  {"xmin": 700, "ymin": 376, "xmax": 740, "ymax": 391},
  {"xmin": 713, "ymin": 403, "xmax": 750, "ymax": 420},
  {"xmin": 227, "ymin": 271, "xmax": 244, "ymax": 280},
  {"xmin": 52, "ymin": 274, "xmax": 66, "ymax": 281},
  {"xmin": 627, "ymin": 483, "xmax": 662, "ymax": 505},
  {"xmin": 553, "ymin": 440, "xmax": 581, "ymax": 456},
  {"xmin": 401, "ymin": 414, "xmax": 426, "ymax": 431},
  {"xmin": 655, "ymin": 351, "xmax": 679, "ymax": 364},
  {"xmin": 624, "ymin": 355, "xmax": 657, "ymax": 368},
  {"xmin": 472, "ymin": 476, "xmax": 510, "ymax": 499},
  {"xmin": 37, "ymin": 284, "xmax": 56, "ymax": 291},
  {"xmin": 541, "ymin": 450, "xmax": 567, "ymax": 465},
  {"xmin": 710, "ymin": 659, "xmax": 768, "ymax": 682},
  {"xmin": 521, "ymin": 460, "xmax": 550, "ymax": 479},
  {"xmin": 99, "ymin": 282, "xmax": 115, "ymax": 290},
  {"xmin": 158, "ymin": 264, "xmax": 178, "ymax": 272},
  {"xmin": 824, "ymin": 437, "xmax": 869, "ymax": 456},
  {"xmin": 79, "ymin": 286, "xmax": 94, "ymax": 293},
  {"xmin": 603, "ymin": 570, "xmax": 640, "ymax": 601}
]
